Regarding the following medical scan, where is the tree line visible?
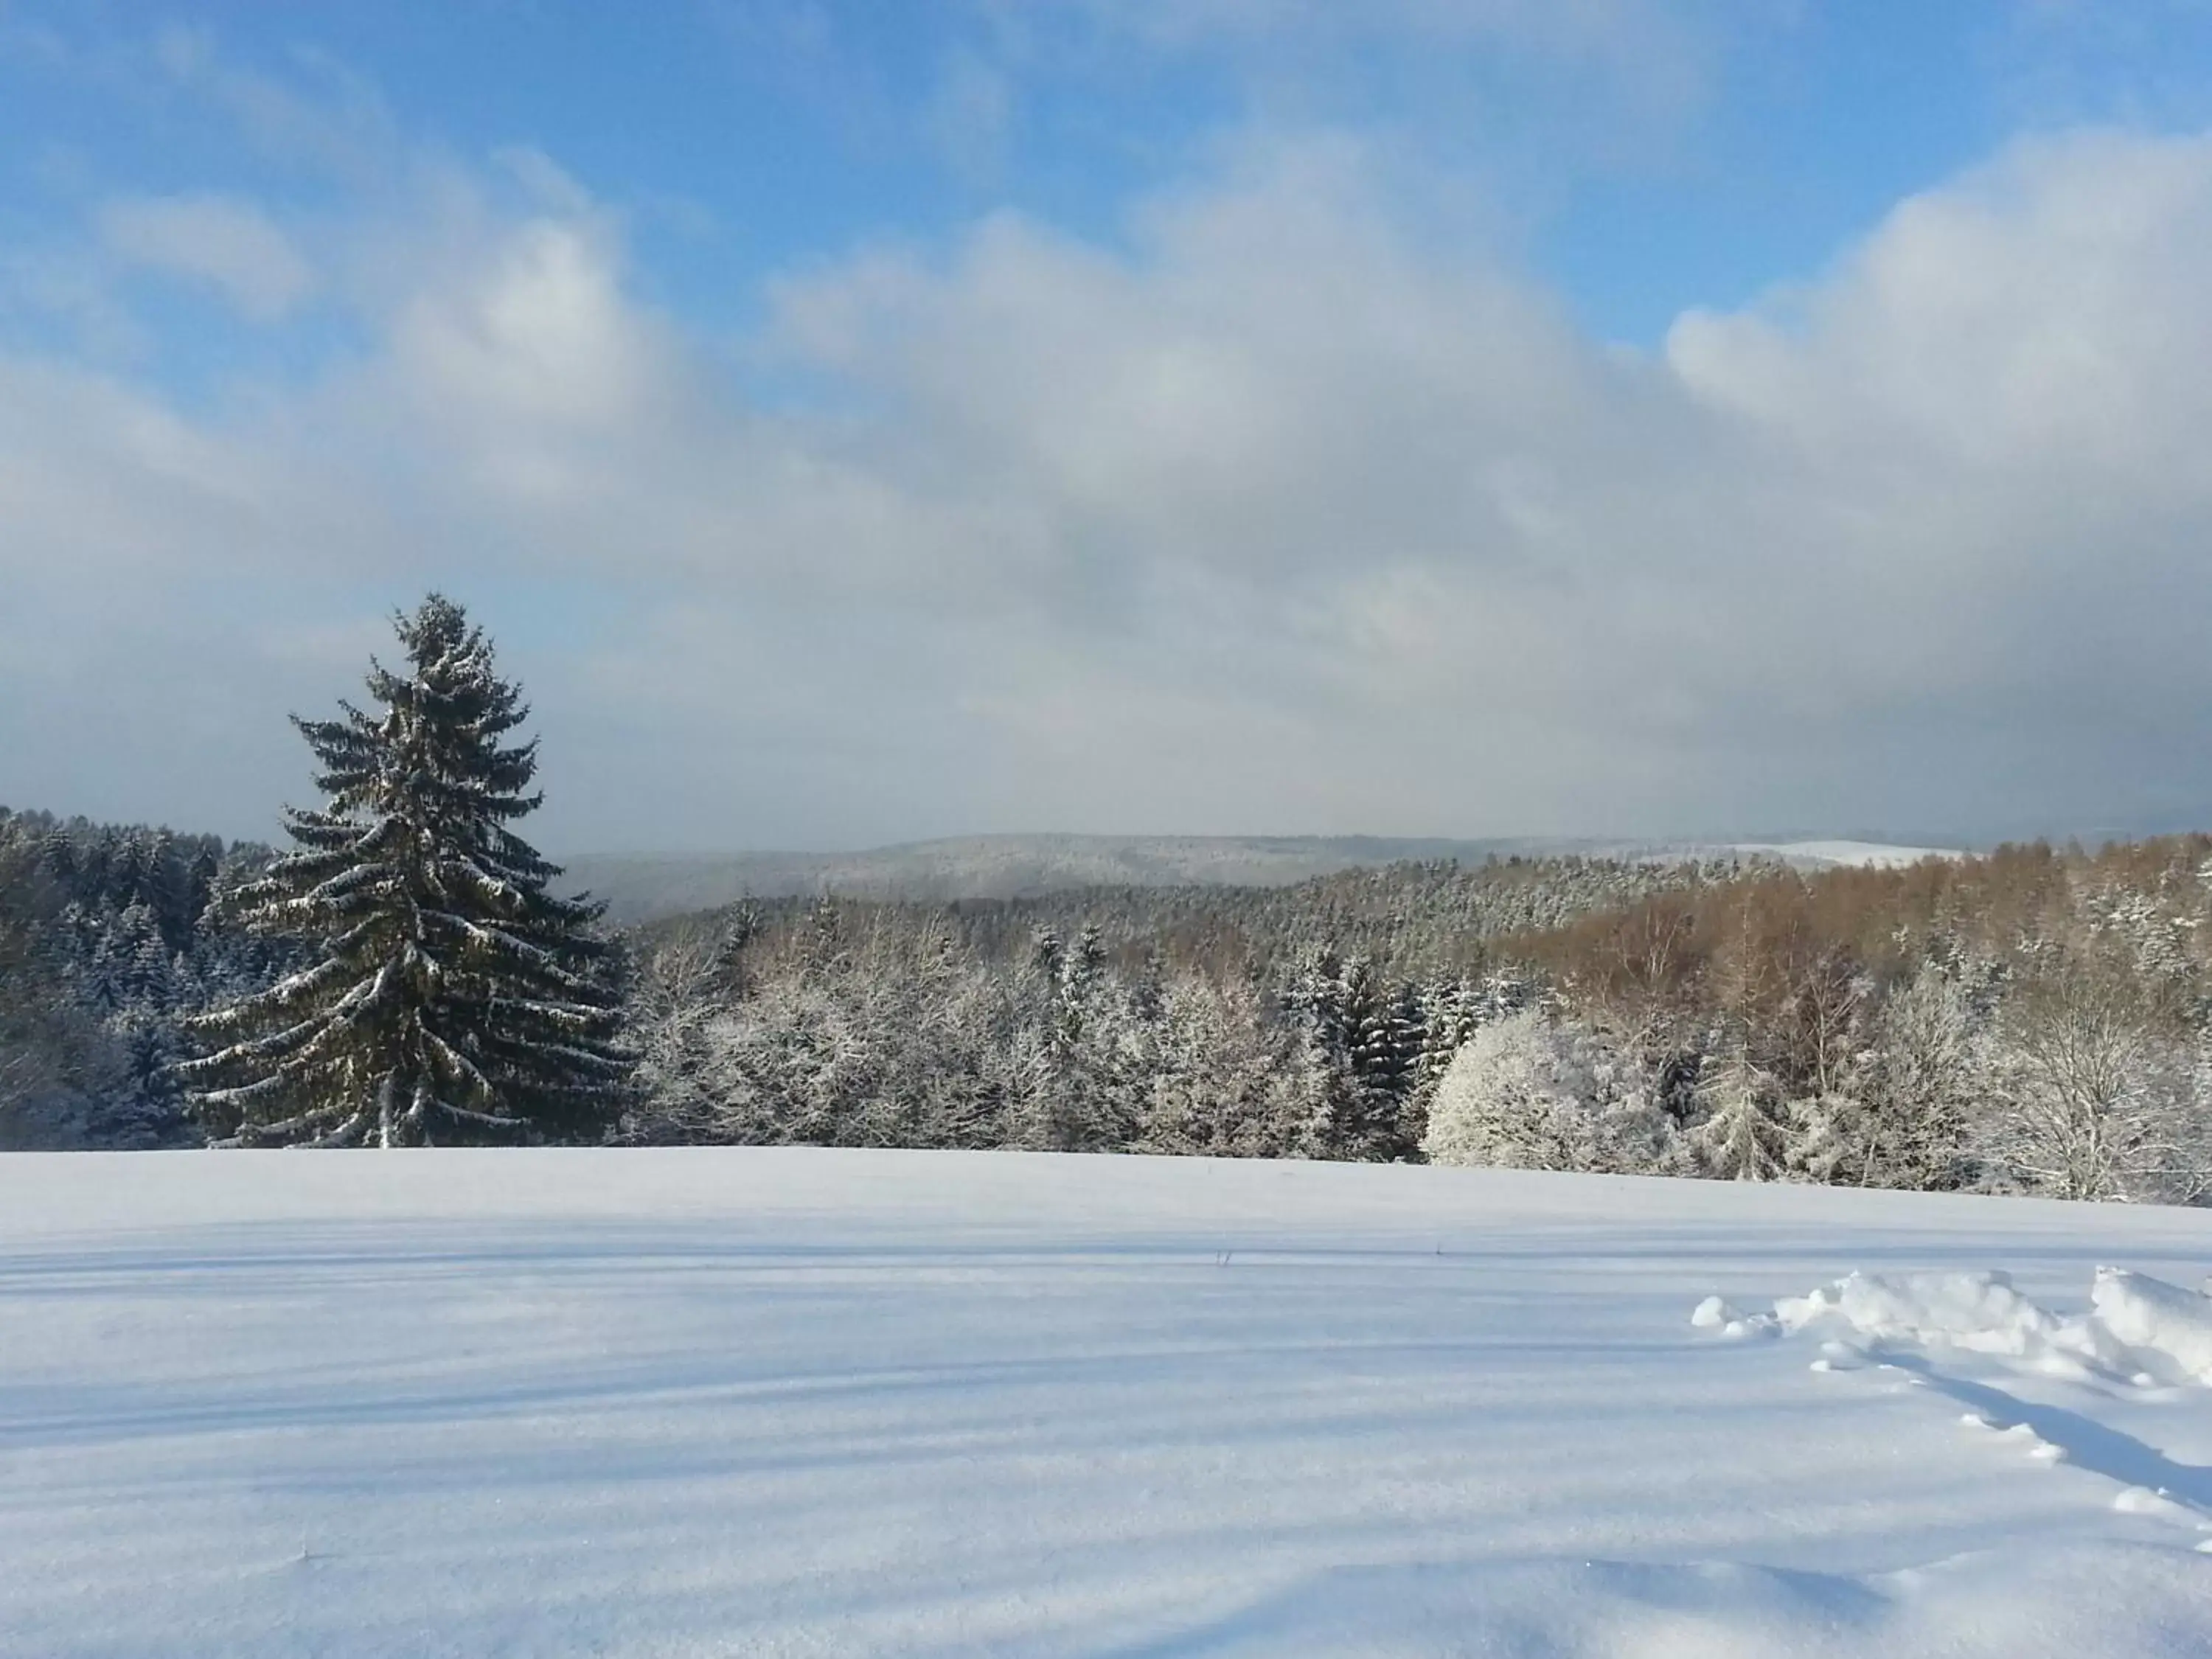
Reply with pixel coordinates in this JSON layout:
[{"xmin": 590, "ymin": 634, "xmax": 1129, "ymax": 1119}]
[
  {"xmin": 616, "ymin": 838, "xmax": 2212, "ymax": 1202},
  {"xmin": 3, "ymin": 595, "xmax": 2208, "ymax": 1201}
]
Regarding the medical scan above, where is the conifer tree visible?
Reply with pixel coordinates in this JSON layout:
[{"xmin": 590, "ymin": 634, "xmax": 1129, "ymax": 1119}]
[
  {"xmin": 1864, "ymin": 953, "xmax": 1987, "ymax": 1189},
  {"xmin": 1295, "ymin": 954, "xmax": 1421, "ymax": 1161},
  {"xmin": 179, "ymin": 595, "xmax": 630, "ymax": 1147},
  {"xmin": 1689, "ymin": 1037, "xmax": 1788, "ymax": 1181}
]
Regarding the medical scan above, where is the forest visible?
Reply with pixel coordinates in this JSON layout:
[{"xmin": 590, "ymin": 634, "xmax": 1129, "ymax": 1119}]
[
  {"xmin": 0, "ymin": 597, "xmax": 2200, "ymax": 1197},
  {"xmin": 6, "ymin": 794, "xmax": 2209, "ymax": 1203}
]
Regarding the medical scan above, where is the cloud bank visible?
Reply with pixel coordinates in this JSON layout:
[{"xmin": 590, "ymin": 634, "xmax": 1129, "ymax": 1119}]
[{"xmin": 3, "ymin": 31, "xmax": 2211, "ymax": 849}]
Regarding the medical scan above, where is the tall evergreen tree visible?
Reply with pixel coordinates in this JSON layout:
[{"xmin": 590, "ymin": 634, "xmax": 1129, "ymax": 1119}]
[{"xmin": 179, "ymin": 595, "xmax": 630, "ymax": 1147}]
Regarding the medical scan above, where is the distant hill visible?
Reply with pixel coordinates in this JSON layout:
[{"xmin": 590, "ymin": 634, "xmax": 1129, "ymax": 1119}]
[
  {"xmin": 1728, "ymin": 839, "xmax": 1966, "ymax": 870},
  {"xmin": 558, "ymin": 833, "xmax": 1966, "ymax": 924}
]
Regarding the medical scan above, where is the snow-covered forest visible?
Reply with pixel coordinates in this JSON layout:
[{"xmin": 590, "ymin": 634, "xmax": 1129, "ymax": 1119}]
[
  {"xmin": 617, "ymin": 838, "xmax": 2212, "ymax": 1202},
  {"xmin": 0, "ymin": 806, "xmax": 293, "ymax": 1147},
  {"xmin": 8, "ymin": 790, "xmax": 2212, "ymax": 1203}
]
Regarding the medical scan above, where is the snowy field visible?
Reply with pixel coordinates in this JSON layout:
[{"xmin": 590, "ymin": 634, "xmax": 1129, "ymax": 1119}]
[
  {"xmin": 1726, "ymin": 840, "xmax": 1964, "ymax": 869},
  {"xmin": 4, "ymin": 1150, "xmax": 2211, "ymax": 1657}
]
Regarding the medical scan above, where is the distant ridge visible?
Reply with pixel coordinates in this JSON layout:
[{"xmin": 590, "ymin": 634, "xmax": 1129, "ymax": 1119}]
[
  {"xmin": 1728, "ymin": 839, "xmax": 1966, "ymax": 871},
  {"xmin": 560, "ymin": 832, "xmax": 1965, "ymax": 924}
]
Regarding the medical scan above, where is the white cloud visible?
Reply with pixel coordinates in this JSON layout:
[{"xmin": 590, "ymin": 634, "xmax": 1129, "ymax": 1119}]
[
  {"xmin": 11, "ymin": 122, "xmax": 2212, "ymax": 846},
  {"xmin": 96, "ymin": 192, "xmax": 316, "ymax": 321},
  {"xmin": 1669, "ymin": 131, "xmax": 2212, "ymax": 479}
]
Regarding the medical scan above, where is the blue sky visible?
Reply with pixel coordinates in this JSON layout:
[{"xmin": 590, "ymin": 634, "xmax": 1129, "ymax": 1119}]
[
  {"xmin": 20, "ymin": 4, "xmax": 2212, "ymax": 356},
  {"xmin": 6, "ymin": 1, "xmax": 2212, "ymax": 849}
]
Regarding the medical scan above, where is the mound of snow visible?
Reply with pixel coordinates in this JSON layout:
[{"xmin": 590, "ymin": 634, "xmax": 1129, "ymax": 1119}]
[
  {"xmin": 2092, "ymin": 1267, "xmax": 2212, "ymax": 1384},
  {"xmin": 1770, "ymin": 1270, "xmax": 2121, "ymax": 1372},
  {"xmin": 1722, "ymin": 1266, "xmax": 2212, "ymax": 1386},
  {"xmin": 1690, "ymin": 1294, "xmax": 1779, "ymax": 1340}
]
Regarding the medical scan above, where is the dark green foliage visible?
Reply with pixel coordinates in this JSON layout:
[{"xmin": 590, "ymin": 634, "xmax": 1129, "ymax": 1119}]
[
  {"xmin": 1287, "ymin": 952, "xmax": 1426, "ymax": 1161},
  {"xmin": 0, "ymin": 806, "xmax": 263, "ymax": 1147},
  {"xmin": 178, "ymin": 595, "xmax": 630, "ymax": 1147}
]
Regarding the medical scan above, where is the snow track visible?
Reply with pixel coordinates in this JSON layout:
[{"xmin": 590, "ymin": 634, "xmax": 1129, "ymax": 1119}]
[
  {"xmin": 1703, "ymin": 1265, "xmax": 2212, "ymax": 1569},
  {"xmin": 3, "ymin": 1149, "xmax": 2210, "ymax": 1656}
]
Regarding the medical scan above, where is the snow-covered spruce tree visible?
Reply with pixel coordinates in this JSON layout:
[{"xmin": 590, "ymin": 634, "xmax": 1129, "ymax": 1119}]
[
  {"xmin": 1688, "ymin": 1035, "xmax": 1788, "ymax": 1182},
  {"xmin": 1138, "ymin": 971, "xmax": 1308, "ymax": 1158},
  {"xmin": 1009, "ymin": 922, "xmax": 1151, "ymax": 1152},
  {"xmin": 1860, "ymin": 952, "xmax": 1991, "ymax": 1189},
  {"xmin": 179, "ymin": 596, "xmax": 630, "ymax": 1147},
  {"xmin": 1290, "ymin": 952, "xmax": 1422, "ymax": 1161}
]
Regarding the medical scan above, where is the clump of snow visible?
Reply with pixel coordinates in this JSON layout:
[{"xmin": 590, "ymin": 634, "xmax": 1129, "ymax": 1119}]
[
  {"xmin": 1715, "ymin": 1265, "xmax": 2212, "ymax": 1387},
  {"xmin": 1983, "ymin": 1422, "xmax": 2069, "ymax": 1463},
  {"xmin": 1690, "ymin": 1294, "xmax": 1779, "ymax": 1340},
  {"xmin": 2114, "ymin": 1486, "xmax": 2197, "ymax": 1523},
  {"xmin": 1772, "ymin": 1270, "xmax": 2122, "ymax": 1375},
  {"xmin": 2090, "ymin": 1267, "xmax": 2212, "ymax": 1383}
]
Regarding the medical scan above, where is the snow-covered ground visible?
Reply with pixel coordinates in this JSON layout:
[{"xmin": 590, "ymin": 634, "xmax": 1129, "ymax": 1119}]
[
  {"xmin": 1728, "ymin": 839, "xmax": 1966, "ymax": 869},
  {"xmin": 4, "ymin": 1150, "xmax": 2210, "ymax": 1657}
]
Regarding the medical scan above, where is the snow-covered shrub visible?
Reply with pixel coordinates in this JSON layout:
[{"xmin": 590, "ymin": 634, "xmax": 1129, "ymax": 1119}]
[
  {"xmin": 1422, "ymin": 1009, "xmax": 1674, "ymax": 1174},
  {"xmin": 1786, "ymin": 1091, "xmax": 1877, "ymax": 1186}
]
